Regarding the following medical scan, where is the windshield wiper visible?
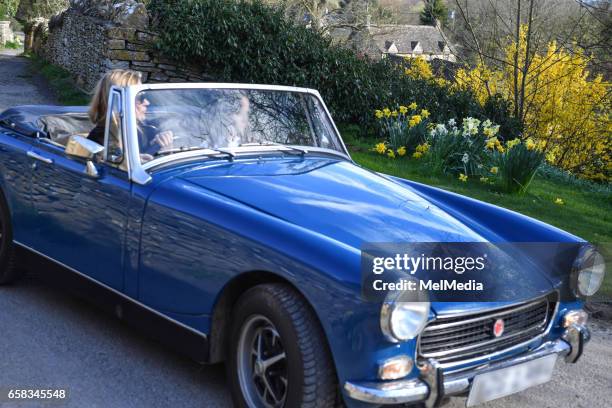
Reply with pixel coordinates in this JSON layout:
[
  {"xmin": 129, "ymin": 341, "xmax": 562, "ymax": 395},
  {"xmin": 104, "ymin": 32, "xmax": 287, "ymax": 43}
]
[
  {"xmin": 154, "ymin": 146, "xmax": 235, "ymax": 160},
  {"xmin": 239, "ymin": 142, "xmax": 309, "ymax": 155}
]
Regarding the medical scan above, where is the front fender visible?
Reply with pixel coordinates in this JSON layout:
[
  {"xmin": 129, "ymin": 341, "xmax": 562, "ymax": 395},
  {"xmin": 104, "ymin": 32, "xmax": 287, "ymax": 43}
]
[{"xmin": 138, "ymin": 176, "xmax": 402, "ymax": 388}]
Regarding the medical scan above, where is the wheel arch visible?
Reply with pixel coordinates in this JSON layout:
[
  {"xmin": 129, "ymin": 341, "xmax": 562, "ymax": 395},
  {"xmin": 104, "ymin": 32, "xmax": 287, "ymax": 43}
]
[{"xmin": 208, "ymin": 270, "xmax": 333, "ymax": 367}]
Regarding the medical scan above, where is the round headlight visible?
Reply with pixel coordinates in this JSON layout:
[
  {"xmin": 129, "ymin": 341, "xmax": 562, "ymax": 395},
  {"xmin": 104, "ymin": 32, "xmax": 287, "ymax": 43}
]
[
  {"xmin": 571, "ymin": 245, "xmax": 606, "ymax": 297},
  {"xmin": 381, "ymin": 289, "xmax": 430, "ymax": 342}
]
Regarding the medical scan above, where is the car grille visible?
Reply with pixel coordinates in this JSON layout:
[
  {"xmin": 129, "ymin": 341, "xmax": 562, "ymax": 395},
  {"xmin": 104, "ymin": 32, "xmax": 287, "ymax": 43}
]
[{"xmin": 417, "ymin": 294, "xmax": 557, "ymax": 365}]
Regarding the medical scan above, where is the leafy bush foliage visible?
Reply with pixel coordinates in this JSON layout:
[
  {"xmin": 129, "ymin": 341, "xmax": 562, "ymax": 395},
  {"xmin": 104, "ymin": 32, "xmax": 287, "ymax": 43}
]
[
  {"xmin": 1, "ymin": 39, "xmax": 20, "ymax": 49},
  {"xmin": 147, "ymin": 0, "xmax": 511, "ymax": 134},
  {"xmin": 0, "ymin": 0, "xmax": 19, "ymax": 18}
]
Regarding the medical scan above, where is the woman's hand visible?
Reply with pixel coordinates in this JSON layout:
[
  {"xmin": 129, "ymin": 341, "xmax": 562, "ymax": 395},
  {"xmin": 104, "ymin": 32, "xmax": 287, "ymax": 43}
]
[
  {"xmin": 153, "ymin": 131, "xmax": 174, "ymax": 150},
  {"xmin": 140, "ymin": 153, "xmax": 154, "ymax": 163}
]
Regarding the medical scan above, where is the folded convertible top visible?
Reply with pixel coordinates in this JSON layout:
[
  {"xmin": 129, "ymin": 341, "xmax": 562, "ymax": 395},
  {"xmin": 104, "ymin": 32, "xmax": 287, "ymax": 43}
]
[{"xmin": 0, "ymin": 105, "xmax": 89, "ymax": 138}]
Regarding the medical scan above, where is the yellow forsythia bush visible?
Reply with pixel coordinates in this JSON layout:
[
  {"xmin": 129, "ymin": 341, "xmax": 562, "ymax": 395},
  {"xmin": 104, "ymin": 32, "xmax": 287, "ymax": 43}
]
[{"xmin": 455, "ymin": 26, "xmax": 611, "ymax": 182}]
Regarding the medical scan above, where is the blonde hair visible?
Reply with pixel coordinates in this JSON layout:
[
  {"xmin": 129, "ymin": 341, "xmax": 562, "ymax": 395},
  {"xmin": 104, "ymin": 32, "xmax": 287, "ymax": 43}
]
[{"xmin": 89, "ymin": 69, "xmax": 142, "ymax": 125}]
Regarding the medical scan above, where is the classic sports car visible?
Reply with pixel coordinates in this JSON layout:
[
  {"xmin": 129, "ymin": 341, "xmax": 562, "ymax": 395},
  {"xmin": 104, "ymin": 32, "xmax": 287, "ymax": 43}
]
[{"xmin": 0, "ymin": 83, "xmax": 604, "ymax": 408}]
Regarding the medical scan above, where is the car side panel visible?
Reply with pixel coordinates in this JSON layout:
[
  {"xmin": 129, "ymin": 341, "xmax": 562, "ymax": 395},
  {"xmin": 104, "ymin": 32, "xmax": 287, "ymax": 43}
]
[
  {"xmin": 27, "ymin": 141, "xmax": 131, "ymax": 291},
  {"xmin": 0, "ymin": 129, "xmax": 35, "ymax": 245}
]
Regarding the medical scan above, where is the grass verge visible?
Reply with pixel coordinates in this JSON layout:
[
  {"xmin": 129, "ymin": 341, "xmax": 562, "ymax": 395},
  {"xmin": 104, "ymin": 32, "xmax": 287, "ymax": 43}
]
[
  {"xmin": 1, "ymin": 40, "xmax": 21, "ymax": 50},
  {"xmin": 25, "ymin": 54, "xmax": 90, "ymax": 106}
]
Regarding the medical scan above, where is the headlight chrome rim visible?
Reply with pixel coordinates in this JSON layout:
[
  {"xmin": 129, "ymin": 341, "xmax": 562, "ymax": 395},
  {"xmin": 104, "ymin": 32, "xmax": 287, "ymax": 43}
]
[
  {"xmin": 571, "ymin": 245, "xmax": 606, "ymax": 298},
  {"xmin": 380, "ymin": 289, "xmax": 430, "ymax": 342}
]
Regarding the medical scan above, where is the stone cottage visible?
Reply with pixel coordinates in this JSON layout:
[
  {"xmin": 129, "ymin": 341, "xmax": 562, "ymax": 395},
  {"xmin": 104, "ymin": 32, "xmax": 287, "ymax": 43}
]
[{"xmin": 349, "ymin": 24, "xmax": 456, "ymax": 62}]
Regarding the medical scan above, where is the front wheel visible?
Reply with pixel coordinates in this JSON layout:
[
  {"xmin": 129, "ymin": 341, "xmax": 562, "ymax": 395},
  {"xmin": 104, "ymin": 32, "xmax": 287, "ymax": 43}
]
[{"xmin": 227, "ymin": 283, "xmax": 338, "ymax": 408}]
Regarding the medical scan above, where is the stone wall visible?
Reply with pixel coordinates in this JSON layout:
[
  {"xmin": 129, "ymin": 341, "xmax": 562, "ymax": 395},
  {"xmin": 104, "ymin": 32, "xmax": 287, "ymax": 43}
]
[
  {"xmin": 31, "ymin": 5, "xmax": 211, "ymax": 91},
  {"xmin": 0, "ymin": 21, "xmax": 14, "ymax": 46}
]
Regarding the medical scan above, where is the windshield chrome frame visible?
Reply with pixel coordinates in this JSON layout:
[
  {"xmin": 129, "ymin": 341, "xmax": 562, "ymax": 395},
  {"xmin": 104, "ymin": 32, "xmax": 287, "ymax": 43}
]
[{"xmin": 123, "ymin": 83, "xmax": 352, "ymax": 185}]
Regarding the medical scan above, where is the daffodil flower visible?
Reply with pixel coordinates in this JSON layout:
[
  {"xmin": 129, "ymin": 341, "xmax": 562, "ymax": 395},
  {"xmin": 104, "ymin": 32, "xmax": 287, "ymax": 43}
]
[{"xmin": 374, "ymin": 142, "xmax": 387, "ymax": 154}]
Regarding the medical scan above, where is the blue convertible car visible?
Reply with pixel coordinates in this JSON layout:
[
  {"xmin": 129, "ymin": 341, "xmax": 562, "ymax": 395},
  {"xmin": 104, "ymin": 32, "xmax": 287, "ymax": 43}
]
[{"xmin": 0, "ymin": 84, "xmax": 604, "ymax": 407}]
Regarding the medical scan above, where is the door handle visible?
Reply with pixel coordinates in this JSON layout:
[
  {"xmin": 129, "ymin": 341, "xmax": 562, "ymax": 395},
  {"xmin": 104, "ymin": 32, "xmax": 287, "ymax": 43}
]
[{"xmin": 27, "ymin": 151, "xmax": 54, "ymax": 165}]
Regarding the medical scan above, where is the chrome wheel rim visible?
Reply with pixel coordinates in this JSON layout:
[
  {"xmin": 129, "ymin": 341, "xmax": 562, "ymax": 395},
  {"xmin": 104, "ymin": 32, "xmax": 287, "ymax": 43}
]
[{"xmin": 237, "ymin": 315, "xmax": 288, "ymax": 408}]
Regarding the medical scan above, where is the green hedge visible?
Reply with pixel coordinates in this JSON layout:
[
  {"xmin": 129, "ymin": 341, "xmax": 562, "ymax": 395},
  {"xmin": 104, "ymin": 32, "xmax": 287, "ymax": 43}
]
[{"xmin": 148, "ymin": 0, "xmax": 518, "ymax": 136}]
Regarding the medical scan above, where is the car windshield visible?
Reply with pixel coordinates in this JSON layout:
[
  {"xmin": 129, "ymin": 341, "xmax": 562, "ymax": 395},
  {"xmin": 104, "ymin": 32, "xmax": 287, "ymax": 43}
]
[{"xmin": 133, "ymin": 88, "xmax": 344, "ymax": 163}]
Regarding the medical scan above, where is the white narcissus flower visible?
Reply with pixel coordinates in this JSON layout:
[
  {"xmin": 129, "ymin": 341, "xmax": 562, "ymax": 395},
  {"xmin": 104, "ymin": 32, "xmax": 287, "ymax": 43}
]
[
  {"xmin": 434, "ymin": 123, "xmax": 447, "ymax": 135},
  {"xmin": 462, "ymin": 153, "xmax": 469, "ymax": 163},
  {"xmin": 462, "ymin": 117, "xmax": 480, "ymax": 136}
]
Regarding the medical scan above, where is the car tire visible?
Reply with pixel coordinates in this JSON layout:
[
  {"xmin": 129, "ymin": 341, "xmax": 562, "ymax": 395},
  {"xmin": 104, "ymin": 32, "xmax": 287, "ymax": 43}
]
[
  {"xmin": 0, "ymin": 190, "xmax": 21, "ymax": 285},
  {"xmin": 227, "ymin": 283, "xmax": 339, "ymax": 408}
]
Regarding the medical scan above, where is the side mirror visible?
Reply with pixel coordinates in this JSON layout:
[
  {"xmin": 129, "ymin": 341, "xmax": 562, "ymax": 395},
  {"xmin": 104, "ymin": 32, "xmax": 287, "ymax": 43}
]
[
  {"xmin": 107, "ymin": 146, "xmax": 124, "ymax": 164},
  {"xmin": 65, "ymin": 135, "xmax": 104, "ymax": 159}
]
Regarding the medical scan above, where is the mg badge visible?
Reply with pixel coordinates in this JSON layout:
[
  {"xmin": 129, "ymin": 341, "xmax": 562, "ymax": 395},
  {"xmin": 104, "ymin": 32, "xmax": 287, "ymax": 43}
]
[{"xmin": 493, "ymin": 319, "xmax": 505, "ymax": 337}]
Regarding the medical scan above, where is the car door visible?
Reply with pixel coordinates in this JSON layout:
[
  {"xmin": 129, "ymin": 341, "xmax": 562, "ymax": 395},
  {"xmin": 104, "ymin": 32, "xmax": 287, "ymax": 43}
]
[
  {"xmin": 0, "ymin": 128, "xmax": 35, "ymax": 246},
  {"xmin": 28, "ymin": 91, "xmax": 131, "ymax": 291}
]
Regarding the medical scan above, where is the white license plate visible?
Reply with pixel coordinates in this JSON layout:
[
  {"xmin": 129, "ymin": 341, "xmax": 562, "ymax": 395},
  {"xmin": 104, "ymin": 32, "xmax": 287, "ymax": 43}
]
[{"xmin": 466, "ymin": 354, "xmax": 558, "ymax": 407}]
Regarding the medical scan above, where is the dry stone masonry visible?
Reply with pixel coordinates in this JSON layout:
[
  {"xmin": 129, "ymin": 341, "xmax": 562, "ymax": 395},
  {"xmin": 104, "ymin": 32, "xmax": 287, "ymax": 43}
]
[{"xmin": 31, "ymin": 0, "xmax": 211, "ymax": 91}]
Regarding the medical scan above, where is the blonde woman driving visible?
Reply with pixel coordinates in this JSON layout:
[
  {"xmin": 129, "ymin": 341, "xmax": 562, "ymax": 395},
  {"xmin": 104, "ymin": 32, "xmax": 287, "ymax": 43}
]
[{"xmin": 87, "ymin": 69, "xmax": 173, "ymax": 160}]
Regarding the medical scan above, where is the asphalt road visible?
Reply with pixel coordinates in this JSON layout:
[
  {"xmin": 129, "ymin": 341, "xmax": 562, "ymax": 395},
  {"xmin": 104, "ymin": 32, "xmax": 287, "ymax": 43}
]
[
  {"xmin": 0, "ymin": 51, "xmax": 57, "ymax": 112},
  {"xmin": 1, "ymin": 270, "xmax": 610, "ymax": 408},
  {"xmin": 0, "ymin": 271, "xmax": 232, "ymax": 408}
]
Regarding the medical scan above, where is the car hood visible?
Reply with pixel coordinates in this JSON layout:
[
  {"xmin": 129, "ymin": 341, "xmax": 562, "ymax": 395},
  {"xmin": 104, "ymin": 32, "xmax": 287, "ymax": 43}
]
[
  {"xmin": 176, "ymin": 156, "xmax": 557, "ymax": 304},
  {"xmin": 179, "ymin": 157, "xmax": 486, "ymax": 246}
]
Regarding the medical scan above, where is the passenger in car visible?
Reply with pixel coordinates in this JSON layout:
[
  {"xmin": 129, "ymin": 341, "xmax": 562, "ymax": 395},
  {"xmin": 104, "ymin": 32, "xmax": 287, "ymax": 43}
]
[{"xmin": 87, "ymin": 69, "xmax": 173, "ymax": 161}]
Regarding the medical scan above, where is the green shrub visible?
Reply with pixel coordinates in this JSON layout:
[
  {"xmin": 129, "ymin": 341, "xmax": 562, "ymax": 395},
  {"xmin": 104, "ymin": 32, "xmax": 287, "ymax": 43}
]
[
  {"xmin": 492, "ymin": 142, "xmax": 545, "ymax": 194},
  {"xmin": 482, "ymin": 94, "xmax": 523, "ymax": 142},
  {"xmin": 1, "ymin": 39, "xmax": 20, "ymax": 49},
  {"xmin": 538, "ymin": 164, "xmax": 612, "ymax": 194},
  {"xmin": 147, "ymin": 0, "xmax": 517, "ymax": 136}
]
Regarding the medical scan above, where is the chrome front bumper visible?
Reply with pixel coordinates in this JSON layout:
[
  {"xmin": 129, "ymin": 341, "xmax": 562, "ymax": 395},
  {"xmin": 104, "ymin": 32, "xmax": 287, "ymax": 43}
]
[{"xmin": 344, "ymin": 324, "xmax": 590, "ymax": 406}]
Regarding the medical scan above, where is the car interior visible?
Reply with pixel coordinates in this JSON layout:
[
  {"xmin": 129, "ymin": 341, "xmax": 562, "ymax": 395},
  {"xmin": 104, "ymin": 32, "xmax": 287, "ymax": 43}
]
[{"xmin": 38, "ymin": 113, "xmax": 93, "ymax": 147}]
